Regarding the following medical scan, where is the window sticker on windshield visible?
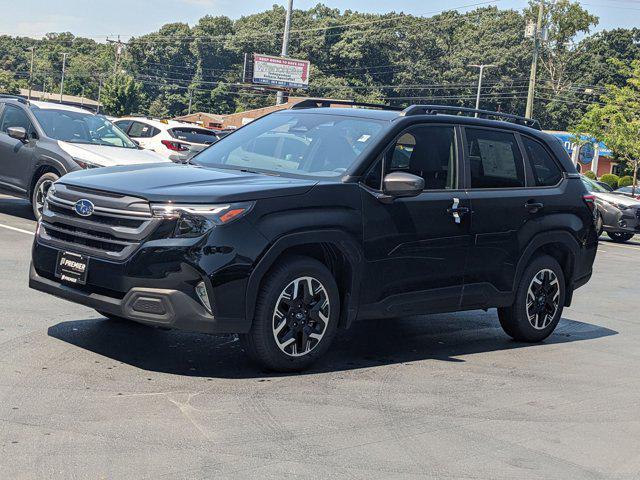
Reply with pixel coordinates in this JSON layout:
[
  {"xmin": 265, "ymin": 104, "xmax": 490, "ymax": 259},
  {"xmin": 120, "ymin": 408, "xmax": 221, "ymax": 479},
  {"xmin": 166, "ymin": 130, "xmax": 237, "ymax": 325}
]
[{"xmin": 357, "ymin": 134, "xmax": 371, "ymax": 142}]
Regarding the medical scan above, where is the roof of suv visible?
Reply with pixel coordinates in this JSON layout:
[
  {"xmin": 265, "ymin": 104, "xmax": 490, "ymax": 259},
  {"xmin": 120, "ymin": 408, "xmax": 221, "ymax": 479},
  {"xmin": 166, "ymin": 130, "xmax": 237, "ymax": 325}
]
[{"xmin": 0, "ymin": 97, "xmax": 95, "ymax": 115}]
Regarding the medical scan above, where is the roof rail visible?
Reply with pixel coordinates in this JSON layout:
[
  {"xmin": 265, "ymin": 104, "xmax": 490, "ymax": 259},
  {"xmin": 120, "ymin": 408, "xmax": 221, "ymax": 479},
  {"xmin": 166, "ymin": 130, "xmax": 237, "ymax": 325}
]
[
  {"xmin": 291, "ymin": 98, "xmax": 402, "ymax": 111},
  {"xmin": 401, "ymin": 105, "xmax": 541, "ymax": 130},
  {"xmin": 0, "ymin": 94, "xmax": 29, "ymax": 105}
]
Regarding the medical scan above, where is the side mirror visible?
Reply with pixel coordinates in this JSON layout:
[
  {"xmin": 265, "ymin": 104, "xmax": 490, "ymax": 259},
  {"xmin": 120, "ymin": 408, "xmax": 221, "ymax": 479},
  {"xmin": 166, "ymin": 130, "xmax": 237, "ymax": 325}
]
[
  {"xmin": 7, "ymin": 126, "xmax": 28, "ymax": 142},
  {"xmin": 382, "ymin": 172, "xmax": 424, "ymax": 200}
]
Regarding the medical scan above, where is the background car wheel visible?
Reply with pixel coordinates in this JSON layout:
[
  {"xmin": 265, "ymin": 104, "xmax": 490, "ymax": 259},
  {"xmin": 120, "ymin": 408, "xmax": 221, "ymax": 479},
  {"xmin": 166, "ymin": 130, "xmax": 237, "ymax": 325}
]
[
  {"xmin": 606, "ymin": 231, "xmax": 634, "ymax": 243},
  {"xmin": 32, "ymin": 172, "xmax": 59, "ymax": 220},
  {"xmin": 595, "ymin": 211, "xmax": 604, "ymax": 237},
  {"xmin": 498, "ymin": 254, "xmax": 565, "ymax": 343},
  {"xmin": 240, "ymin": 255, "xmax": 340, "ymax": 372}
]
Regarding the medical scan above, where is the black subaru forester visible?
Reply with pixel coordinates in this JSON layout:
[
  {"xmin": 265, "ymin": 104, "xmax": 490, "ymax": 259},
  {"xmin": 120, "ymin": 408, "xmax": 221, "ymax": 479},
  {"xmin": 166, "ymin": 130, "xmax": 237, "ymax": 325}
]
[{"xmin": 29, "ymin": 101, "xmax": 598, "ymax": 371}]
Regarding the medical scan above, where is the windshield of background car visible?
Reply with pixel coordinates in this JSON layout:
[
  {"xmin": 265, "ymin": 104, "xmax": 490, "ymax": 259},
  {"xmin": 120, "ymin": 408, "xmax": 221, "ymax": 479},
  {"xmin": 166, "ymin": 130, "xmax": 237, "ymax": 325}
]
[
  {"xmin": 192, "ymin": 113, "xmax": 387, "ymax": 177},
  {"xmin": 581, "ymin": 176, "xmax": 607, "ymax": 193},
  {"xmin": 32, "ymin": 108, "xmax": 137, "ymax": 149}
]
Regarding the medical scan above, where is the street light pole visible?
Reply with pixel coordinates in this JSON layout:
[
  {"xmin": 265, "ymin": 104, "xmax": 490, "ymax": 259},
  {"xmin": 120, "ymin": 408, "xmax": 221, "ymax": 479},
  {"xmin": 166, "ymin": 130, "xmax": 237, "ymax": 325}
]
[
  {"xmin": 525, "ymin": 0, "xmax": 545, "ymax": 118},
  {"xmin": 59, "ymin": 52, "xmax": 69, "ymax": 103},
  {"xmin": 469, "ymin": 64, "xmax": 496, "ymax": 115},
  {"xmin": 276, "ymin": 0, "xmax": 293, "ymax": 105},
  {"xmin": 27, "ymin": 46, "xmax": 35, "ymax": 100}
]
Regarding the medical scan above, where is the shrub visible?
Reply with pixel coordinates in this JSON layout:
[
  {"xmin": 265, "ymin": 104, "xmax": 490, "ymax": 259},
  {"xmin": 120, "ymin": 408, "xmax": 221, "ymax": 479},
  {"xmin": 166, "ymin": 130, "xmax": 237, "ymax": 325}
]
[
  {"xmin": 618, "ymin": 176, "xmax": 634, "ymax": 188},
  {"xmin": 583, "ymin": 170, "xmax": 597, "ymax": 179},
  {"xmin": 600, "ymin": 173, "xmax": 620, "ymax": 189}
]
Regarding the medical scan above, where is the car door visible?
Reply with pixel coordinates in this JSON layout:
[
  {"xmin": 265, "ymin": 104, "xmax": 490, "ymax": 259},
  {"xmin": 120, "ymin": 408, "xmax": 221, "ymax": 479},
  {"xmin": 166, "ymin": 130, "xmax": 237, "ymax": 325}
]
[
  {"xmin": 359, "ymin": 123, "xmax": 472, "ymax": 317},
  {"xmin": 461, "ymin": 126, "xmax": 559, "ymax": 308},
  {"xmin": 0, "ymin": 104, "xmax": 38, "ymax": 193}
]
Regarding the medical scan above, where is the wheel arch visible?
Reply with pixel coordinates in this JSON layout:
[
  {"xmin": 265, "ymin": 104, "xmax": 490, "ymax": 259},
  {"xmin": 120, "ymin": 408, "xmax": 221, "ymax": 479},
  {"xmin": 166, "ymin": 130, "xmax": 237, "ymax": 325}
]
[
  {"xmin": 29, "ymin": 163, "xmax": 63, "ymax": 200},
  {"xmin": 514, "ymin": 230, "xmax": 581, "ymax": 307},
  {"xmin": 245, "ymin": 230, "xmax": 364, "ymax": 330}
]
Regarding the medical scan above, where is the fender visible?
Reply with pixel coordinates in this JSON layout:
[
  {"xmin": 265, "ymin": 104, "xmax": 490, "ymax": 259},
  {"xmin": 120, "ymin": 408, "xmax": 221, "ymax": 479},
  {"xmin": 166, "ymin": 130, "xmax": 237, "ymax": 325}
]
[
  {"xmin": 245, "ymin": 229, "xmax": 364, "ymax": 329},
  {"xmin": 29, "ymin": 154, "xmax": 69, "ymax": 195},
  {"xmin": 513, "ymin": 229, "xmax": 581, "ymax": 300}
]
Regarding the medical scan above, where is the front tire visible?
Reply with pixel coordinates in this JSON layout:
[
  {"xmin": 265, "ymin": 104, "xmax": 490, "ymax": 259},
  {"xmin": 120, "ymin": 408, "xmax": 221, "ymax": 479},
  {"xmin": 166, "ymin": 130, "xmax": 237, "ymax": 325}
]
[
  {"xmin": 606, "ymin": 231, "xmax": 634, "ymax": 243},
  {"xmin": 32, "ymin": 172, "xmax": 59, "ymax": 220},
  {"xmin": 240, "ymin": 256, "xmax": 340, "ymax": 372},
  {"xmin": 498, "ymin": 255, "xmax": 565, "ymax": 343}
]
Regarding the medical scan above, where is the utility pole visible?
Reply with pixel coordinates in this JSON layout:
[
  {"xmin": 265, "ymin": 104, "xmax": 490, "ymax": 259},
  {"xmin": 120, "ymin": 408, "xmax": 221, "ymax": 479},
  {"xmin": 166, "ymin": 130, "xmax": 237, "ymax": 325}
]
[
  {"xmin": 188, "ymin": 88, "xmax": 193, "ymax": 114},
  {"xmin": 525, "ymin": 0, "xmax": 545, "ymax": 118},
  {"xmin": 97, "ymin": 78, "xmax": 102, "ymax": 114},
  {"xmin": 59, "ymin": 52, "xmax": 69, "ymax": 103},
  {"xmin": 469, "ymin": 64, "xmax": 496, "ymax": 115},
  {"xmin": 107, "ymin": 36, "xmax": 124, "ymax": 75},
  {"xmin": 276, "ymin": 0, "xmax": 293, "ymax": 105},
  {"xmin": 27, "ymin": 46, "xmax": 35, "ymax": 100}
]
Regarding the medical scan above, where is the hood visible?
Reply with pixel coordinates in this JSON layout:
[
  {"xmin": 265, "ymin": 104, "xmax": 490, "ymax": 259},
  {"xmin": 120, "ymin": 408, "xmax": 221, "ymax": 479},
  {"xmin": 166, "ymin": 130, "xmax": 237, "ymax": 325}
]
[
  {"xmin": 59, "ymin": 163, "xmax": 318, "ymax": 203},
  {"xmin": 58, "ymin": 141, "xmax": 170, "ymax": 167},
  {"xmin": 594, "ymin": 191, "xmax": 640, "ymax": 208}
]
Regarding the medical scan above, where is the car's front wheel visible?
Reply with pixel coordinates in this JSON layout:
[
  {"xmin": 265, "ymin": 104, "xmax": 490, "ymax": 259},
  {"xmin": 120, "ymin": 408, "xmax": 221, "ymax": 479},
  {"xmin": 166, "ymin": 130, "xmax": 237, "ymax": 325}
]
[
  {"xmin": 240, "ymin": 256, "xmax": 340, "ymax": 372},
  {"xmin": 606, "ymin": 231, "xmax": 635, "ymax": 243},
  {"xmin": 32, "ymin": 172, "xmax": 59, "ymax": 220},
  {"xmin": 498, "ymin": 255, "xmax": 565, "ymax": 343}
]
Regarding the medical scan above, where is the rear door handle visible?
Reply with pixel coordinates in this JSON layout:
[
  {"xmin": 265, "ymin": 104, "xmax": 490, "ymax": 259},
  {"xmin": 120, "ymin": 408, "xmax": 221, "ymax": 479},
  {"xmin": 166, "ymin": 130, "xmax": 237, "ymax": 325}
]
[{"xmin": 525, "ymin": 201, "xmax": 544, "ymax": 213}]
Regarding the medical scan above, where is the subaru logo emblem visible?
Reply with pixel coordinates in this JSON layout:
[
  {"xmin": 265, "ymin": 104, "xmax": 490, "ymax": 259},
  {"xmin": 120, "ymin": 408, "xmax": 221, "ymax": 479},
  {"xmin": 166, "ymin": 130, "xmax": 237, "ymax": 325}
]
[{"xmin": 74, "ymin": 199, "xmax": 94, "ymax": 217}]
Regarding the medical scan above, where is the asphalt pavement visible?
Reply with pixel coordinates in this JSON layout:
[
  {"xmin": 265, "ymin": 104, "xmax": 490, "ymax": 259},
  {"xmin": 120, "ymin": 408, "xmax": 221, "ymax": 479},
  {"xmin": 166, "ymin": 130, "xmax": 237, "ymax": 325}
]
[{"xmin": 1, "ymin": 194, "xmax": 639, "ymax": 479}]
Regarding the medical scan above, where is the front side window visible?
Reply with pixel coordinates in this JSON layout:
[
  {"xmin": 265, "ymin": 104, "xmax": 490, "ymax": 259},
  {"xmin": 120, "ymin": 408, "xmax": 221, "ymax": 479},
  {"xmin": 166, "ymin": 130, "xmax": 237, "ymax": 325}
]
[
  {"xmin": 523, "ymin": 137, "xmax": 563, "ymax": 186},
  {"xmin": 0, "ymin": 105, "xmax": 33, "ymax": 135},
  {"xmin": 385, "ymin": 125, "xmax": 457, "ymax": 190},
  {"xmin": 466, "ymin": 128, "xmax": 525, "ymax": 189},
  {"xmin": 31, "ymin": 108, "xmax": 137, "ymax": 148},
  {"xmin": 114, "ymin": 119, "xmax": 133, "ymax": 133},
  {"xmin": 193, "ymin": 113, "xmax": 386, "ymax": 178},
  {"xmin": 128, "ymin": 122, "xmax": 157, "ymax": 138}
]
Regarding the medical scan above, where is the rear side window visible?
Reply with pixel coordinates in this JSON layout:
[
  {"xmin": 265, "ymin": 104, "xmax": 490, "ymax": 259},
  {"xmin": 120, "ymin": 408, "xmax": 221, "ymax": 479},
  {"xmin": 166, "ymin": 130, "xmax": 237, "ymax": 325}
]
[
  {"xmin": 522, "ymin": 137, "xmax": 563, "ymax": 186},
  {"xmin": 466, "ymin": 128, "xmax": 525, "ymax": 189},
  {"xmin": 170, "ymin": 127, "xmax": 218, "ymax": 145}
]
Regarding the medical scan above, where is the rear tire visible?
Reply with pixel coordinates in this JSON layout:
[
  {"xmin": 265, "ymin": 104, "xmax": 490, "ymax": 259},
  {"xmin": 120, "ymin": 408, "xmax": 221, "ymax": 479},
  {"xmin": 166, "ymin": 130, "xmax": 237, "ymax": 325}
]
[
  {"xmin": 595, "ymin": 211, "xmax": 604, "ymax": 237},
  {"xmin": 32, "ymin": 172, "xmax": 59, "ymax": 220},
  {"xmin": 239, "ymin": 256, "xmax": 340, "ymax": 372},
  {"xmin": 498, "ymin": 255, "xmax": 565, "ymax": 343},
  {"xmin": 606, "ymin": 231, "xmax": 634, "ymax": 243}
]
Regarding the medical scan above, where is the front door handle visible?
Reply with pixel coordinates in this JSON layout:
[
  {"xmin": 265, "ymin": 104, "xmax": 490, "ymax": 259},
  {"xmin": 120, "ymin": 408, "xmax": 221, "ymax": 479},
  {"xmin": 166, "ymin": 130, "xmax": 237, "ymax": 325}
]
[
  {"xmin": 447, "ymin": 197, "xmax": 470, "ymax": 224},
  {"xmin": 525, "ymin": 201, "xmax": 544, "ymax": 213}
]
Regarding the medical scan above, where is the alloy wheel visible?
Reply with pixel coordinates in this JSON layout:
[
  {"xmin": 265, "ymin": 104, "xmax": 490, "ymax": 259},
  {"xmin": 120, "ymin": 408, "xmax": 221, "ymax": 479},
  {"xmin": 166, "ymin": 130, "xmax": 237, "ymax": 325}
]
[
  {"xmin": 526, "ymin": 269, "xmax": 560, "ymax": 330},
  {"xmin": 272, "ymin": 276, "xmax": 330, "ymax": 357},
  {"xmin": 35, "ymin": 179, "xmax": 53, "ymax": 215}
]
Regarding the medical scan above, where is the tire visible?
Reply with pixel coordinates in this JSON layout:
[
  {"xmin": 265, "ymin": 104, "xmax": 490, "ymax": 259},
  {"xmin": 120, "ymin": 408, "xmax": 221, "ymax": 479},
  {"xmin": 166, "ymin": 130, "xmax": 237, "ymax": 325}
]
[
  {"xmin": 239, "ymin": 256, "xmax": 340, "ymax": 372},
  {"xmin": 595, "ymin": 211, "xmax": 604, "ymax": 237},
  {"xmin": 31, "ymin": 172, "xmax": 59, "ymax": 220},
  {"xmin": 606, "ymin": 231, "xmax": 634, "ymax": 243},
  {"xmin": 498, "ymin": 254, "xmax": 565, "ymax": 343}
]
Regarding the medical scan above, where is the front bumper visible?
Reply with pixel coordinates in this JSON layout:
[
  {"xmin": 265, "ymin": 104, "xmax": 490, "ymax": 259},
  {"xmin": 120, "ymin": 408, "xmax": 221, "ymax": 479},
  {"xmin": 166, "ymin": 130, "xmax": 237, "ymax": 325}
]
[{"xmin": 29, "ymin": 263, "xmax": 244, "ymax": 333}]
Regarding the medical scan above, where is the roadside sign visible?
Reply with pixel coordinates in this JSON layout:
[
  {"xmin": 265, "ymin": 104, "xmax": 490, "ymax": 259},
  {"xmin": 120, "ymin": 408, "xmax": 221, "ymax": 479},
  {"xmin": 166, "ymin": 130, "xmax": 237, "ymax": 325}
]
[{"xmin": 252, "ymin": 54, "xmax": 310, "ymax": 89}]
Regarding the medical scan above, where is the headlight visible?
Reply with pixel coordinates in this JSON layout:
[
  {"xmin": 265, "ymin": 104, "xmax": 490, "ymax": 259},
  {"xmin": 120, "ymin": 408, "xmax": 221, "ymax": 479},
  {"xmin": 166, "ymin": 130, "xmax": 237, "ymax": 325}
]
[
  {"xmin": 151, "ymin": 202, "xmax": 254, "ymax": 238},
  {"xmin": 73, "ymin": 158, "xmax": 103, "ymax": 169}
]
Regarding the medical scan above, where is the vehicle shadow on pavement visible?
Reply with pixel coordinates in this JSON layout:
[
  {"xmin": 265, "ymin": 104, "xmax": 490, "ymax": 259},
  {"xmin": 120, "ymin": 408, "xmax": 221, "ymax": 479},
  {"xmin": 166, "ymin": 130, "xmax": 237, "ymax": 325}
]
[
  {"xmin": 47, "ymin": 310, "xmax": 617, "ymax": 379},
  {"xmin": 0, "ymin": 197, "xmax": 34, "ymax": 221}
]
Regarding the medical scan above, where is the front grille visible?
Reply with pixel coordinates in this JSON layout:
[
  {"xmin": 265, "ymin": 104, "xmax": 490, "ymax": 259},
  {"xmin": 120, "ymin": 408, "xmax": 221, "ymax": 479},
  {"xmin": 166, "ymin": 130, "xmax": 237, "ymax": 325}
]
[{"xmin": 39, "ymin": 184, "xmax": 161, "ymax": 261}]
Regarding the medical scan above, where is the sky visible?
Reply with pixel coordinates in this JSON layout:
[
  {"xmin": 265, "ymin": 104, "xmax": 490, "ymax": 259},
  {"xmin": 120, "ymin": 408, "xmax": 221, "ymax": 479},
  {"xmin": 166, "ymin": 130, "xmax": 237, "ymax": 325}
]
[{"xmin": 0, "ymin": 0, "xmax": 637, "ymax": 40}]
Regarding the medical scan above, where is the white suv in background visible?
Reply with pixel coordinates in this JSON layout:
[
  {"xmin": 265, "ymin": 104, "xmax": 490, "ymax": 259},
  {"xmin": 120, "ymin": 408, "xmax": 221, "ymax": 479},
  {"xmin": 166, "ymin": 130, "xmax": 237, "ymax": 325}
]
[{"xmin": 114, "ymin": 117, "xmax": 220, "ymax": 163}]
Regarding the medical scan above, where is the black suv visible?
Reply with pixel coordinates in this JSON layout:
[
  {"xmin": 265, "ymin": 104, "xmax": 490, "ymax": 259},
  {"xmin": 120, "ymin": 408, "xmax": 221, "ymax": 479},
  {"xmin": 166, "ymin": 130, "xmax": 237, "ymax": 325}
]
[{"xmin": 29, "ymin": 101, "xmax": 598, "ymax": 371}]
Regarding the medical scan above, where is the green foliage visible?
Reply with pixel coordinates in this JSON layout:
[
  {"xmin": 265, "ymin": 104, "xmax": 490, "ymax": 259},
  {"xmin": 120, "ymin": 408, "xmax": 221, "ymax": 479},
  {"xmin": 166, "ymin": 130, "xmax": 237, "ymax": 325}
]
[
  {"xmin": 618, "ymin": 175, "xmax": 634, "ymax": 187},
  {"xmin": 583, "ymin": 170, "xmax": 596, "ymax": 179},
  {"xmin": 0, "ymin": 69, "xmax": 21, "ymax": 94},
  {"xmin": 100, "ymin": 73, "xmax": 141, "ymax": 116},
  {"xmin": 600, "ymin": 173, "xmax": 620, "ymax": 189}
]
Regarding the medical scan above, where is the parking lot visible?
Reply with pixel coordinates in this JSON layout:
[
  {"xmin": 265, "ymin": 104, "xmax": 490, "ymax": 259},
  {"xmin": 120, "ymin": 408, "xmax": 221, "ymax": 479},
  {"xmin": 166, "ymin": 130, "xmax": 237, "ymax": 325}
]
[{"xmin": 1, "ymin": 193, "xmax": 639, "ymax": 479}]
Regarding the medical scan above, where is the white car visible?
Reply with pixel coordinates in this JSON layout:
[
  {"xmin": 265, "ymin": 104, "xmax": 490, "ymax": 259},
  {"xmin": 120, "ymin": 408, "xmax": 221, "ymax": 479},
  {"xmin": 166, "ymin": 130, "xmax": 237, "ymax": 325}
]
[{"xmin": 113, "ymin": 117, "xmax": 220, "ymax": 163}]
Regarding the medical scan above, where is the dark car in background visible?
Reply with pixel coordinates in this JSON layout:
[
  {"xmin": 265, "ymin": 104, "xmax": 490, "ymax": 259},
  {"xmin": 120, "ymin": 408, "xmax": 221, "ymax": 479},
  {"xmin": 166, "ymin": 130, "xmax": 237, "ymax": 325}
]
[{"xmin": 29, "ymin": 102, "xmax": 598, "ymax": 371}]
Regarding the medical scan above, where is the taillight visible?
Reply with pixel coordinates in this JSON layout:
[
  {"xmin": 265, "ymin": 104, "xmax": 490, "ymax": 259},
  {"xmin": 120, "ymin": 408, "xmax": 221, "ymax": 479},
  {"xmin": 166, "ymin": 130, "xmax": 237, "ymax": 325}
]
[
  {"xmin": 583, "ymin": 194, "xmax": 596, "ymax": 212},
  {"xmin": 161, "ymin": 140, "xmax": 189, "ymax": 152}
]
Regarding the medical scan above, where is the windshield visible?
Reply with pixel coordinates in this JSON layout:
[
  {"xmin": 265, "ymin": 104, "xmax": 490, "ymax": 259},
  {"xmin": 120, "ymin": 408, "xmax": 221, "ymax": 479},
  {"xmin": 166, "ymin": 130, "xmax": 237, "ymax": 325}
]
[
  {"xmin": 32, "ymin": 108, "xmax": 137, "ymax": 149},
  {"xmin": 581, "ymin": 176, "xmax": 607, "ymax": 193},
  {"xmin": 192, "ymin": 112, "xmax": 387, "ymax": 177}
]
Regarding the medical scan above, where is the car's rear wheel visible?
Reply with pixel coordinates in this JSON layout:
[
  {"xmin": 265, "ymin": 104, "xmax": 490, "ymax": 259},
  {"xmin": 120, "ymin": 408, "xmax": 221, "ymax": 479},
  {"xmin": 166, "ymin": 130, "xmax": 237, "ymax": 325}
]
[
  {"xmin": 32, "ymin": 172, "xmax": 59, "ymax": 220},
  {"xmin": 606, "ymin": 231, "xmax": 634, "ymax": 243},
  {"xmin": 595, "ymin": 211, "xmax": 604, "ymax": 237},
  {"xmin": 240, "ymin": 256, "xmax": 340, "ymax": 372},
  {"xmin": 498, "ymin": 255, "xmax": 565, "ymax": 343}
]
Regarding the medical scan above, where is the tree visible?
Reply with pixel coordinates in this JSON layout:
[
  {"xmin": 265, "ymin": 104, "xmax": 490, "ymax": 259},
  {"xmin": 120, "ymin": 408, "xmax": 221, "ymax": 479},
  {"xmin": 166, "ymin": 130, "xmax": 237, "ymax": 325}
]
[
  {"xmin": 573, "ymin": 60, "xmax": 640, "ymax": 195},
  {"xmin": 0, "ymin": 69, "xmax": 21, "ymax": 94},
  {"xmin": 100, "ymin": 73, "xmax": 141, "ymax": 116}
]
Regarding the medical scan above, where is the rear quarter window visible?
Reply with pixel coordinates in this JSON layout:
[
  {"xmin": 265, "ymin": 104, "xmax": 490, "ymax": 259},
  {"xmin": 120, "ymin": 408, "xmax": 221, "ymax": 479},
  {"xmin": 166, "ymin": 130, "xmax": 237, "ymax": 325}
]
[{"xmin": 522, "ymin": 137, "xmax": 563, "ymax": 186}]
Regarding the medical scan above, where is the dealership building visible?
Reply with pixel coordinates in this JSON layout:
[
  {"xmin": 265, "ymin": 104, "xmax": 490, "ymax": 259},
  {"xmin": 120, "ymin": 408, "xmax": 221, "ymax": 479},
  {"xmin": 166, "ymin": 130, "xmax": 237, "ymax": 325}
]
[{"xmin": 546, "ymin": 131, "xmax": 617, "ymax": 177}]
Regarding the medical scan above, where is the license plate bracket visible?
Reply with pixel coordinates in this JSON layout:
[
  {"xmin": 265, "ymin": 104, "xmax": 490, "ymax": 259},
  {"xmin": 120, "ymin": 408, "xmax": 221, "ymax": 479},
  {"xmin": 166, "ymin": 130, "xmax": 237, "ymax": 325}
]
[{"xmin": 55, "ymin": 251, "xmax": 89, "ymax": 285}]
